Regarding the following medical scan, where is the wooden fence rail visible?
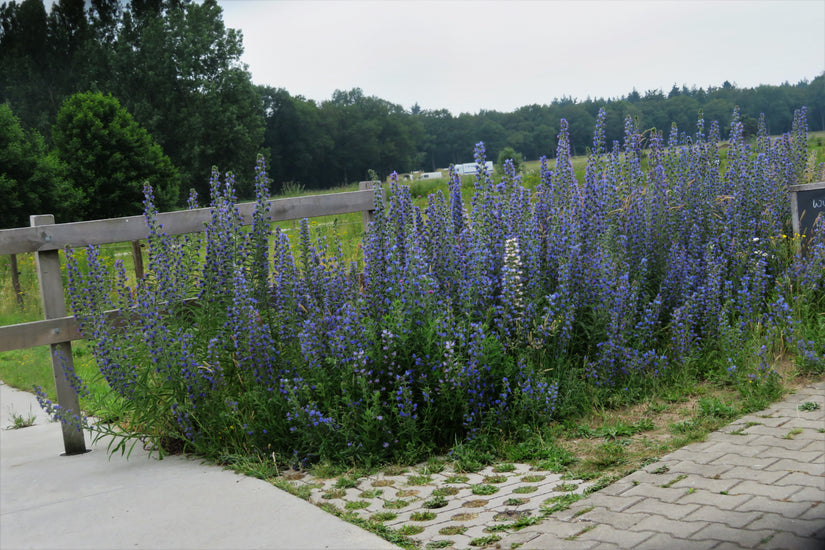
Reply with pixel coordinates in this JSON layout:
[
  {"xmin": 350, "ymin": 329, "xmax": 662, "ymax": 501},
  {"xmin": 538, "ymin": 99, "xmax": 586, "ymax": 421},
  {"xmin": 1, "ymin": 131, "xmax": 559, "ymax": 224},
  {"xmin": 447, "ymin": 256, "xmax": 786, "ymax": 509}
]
[{"xmin": 0, "ymin": 183, "xmax": 377, "ymax": 454}]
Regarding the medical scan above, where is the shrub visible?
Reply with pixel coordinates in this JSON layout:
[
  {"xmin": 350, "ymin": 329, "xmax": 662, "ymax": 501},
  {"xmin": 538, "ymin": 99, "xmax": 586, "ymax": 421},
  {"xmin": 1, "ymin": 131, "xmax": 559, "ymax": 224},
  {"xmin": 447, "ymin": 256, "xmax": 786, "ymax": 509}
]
[{"xmin": 41, "ymin": 107, "xmax": 825, "ymax": 469}]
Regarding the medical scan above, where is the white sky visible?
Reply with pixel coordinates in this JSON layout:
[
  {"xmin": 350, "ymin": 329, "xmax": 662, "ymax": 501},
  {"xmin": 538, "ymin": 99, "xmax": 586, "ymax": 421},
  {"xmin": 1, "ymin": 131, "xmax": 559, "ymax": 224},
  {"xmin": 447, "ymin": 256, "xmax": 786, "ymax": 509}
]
[{"xmin": 217, "ymin": 0, "xmax": 825, "ymax": 115}]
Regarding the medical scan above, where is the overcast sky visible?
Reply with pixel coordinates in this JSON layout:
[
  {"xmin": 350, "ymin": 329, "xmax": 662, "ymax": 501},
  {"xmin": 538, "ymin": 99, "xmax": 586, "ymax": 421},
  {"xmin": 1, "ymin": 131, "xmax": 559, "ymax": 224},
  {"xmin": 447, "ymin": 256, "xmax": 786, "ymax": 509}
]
[{"xmin": 217, "ymin": 0, "xmax": 825, "ymax": 115}]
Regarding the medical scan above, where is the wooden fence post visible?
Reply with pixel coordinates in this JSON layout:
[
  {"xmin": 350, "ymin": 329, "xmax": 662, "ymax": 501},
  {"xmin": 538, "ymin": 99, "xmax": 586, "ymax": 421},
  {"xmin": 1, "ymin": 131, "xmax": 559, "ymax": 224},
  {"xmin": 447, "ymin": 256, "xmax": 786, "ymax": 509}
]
[
  {"xmin": 359, "ymin": 181, "xmax": 377, "ymax": 228},
  {"xmin": 131, "ymin": 240, "xmax": 144, "ymax": 281},
  {"xmin": 30, "ymin": 214, "xmax": 87, "ymax": 455},
  {"xmin": 9, "ymin": 253, "xmax": 24, "ymax": 309}
]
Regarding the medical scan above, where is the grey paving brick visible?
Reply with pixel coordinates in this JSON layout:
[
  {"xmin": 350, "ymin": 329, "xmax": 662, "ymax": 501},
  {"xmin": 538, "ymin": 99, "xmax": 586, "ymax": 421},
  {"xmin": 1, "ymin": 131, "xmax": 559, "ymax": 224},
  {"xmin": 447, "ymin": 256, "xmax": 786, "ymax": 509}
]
[
  {"xmin": 578, "ymin": 493, "xmax": 644, "ymax": 512},
  {"xmin": 636, "ymin": 533, "xmax": 720, "ymax": 550},
  {"xmin": 722, "ymin": 466, "xmax": 790, "ymax": 483},
  {"xmin": 773, "ymin": 471, "xmax": 825, "ymax": 488},
  {"xmin": 676, "ymin": 475, "xmax": 741, "ymax": 493},
  {"xmin": 692, "ymin": 523, "xmax": 775, "ymax": 547},
  {"xmin": 677, "ymin": 489, "xmax": 754, "ymax": 509},
  {"xmin": 790, "ymin": 485, "xmax": 825, "ymax": 503},
  {"xmin": 498, "ymin": 530, "xmax": 541, "ymax": 549},
  {"xmin": 739, "ymin": 424, "xmax": 796, "ymax": 436},
  {"xmin": 505, "ymin": 517, "xmax": 584, "ymax": 539},
  {"xmin": 766, "ymin": 458, "xmax": 824, "ymax": 475},
  {"xmin": 725, "ymin": 480, "xmax": 806, "ymax": 500},
  {"xmin": 592, "ymin": 479, "xmax": 635, "ymax": 496},
  {"xmin": 517, "ymin": 533, "xmax": 598, "ymax": 550},
  {"xmin": 698, "ymin": 441, "xmax": 769, "ymax": 457},
  {"xmin": 745, "ymin": 514, "xmax": 825, "ymax": 536},
  {"xmin": 668, "ymin": 460, "xmax": 733, "ymax": 478},
  {"xmin": 574, "ymin": 508, "xmax": 650, "ymax": 530},
  {"xmin": 759, "ymin": 448, "xmax": 824, "ymax": 463},
  {"xmin": 736, "ymin": 414, "xmax": 789, "ymax": 427},
  {"xmin": 682, "ymin": 506, "xmax": 763, "ymax": 528},
  {"xmin": 750, "ymin": 435, "xmax": 817, "ymax": 450},
  {"xmin": 623, "ymin": 498, "xmax": 700, "ymax": 520},
  {"xmin": 577, "ymin": 523, "xmax": 654, "ymax": 547},
  {"xmin": 622, "ymin": 484, "xmax": 694, "ymax": 504},
  {"xmin": 762, "ymin": 531, "xmax": 825, "ymax": 550},
  {"xmin": 663, "ymin": 449, "xmax": 729, "ymax": 465},
  {"xmin": 713, "ymin": 452, "xmax": 780, "ymax": 470},
  {"xmin": 736, "ymin": 495, "xmax": 815, "ymax": 519},
  {"xmin": 629, "ymin": 515, "xmax": 707, "ymax": 538},
  {"xmin": 799, "ymin": 502, "xmax": 825, "ymax": 522},
  {"xmin": 623, "ymin": 471, "xmax": 690, "ymax": 486},
  {"xmin": 800, "ymin": 440, "xmax": 825, "ymax": 453}
]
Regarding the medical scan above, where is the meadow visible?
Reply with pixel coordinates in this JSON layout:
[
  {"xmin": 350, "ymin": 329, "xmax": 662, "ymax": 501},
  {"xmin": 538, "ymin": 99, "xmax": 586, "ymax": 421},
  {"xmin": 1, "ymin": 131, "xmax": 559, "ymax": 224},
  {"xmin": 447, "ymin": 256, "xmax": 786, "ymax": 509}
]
[{"xmin": 2, "ymin": 111, "xmax": 824, "ymax": 482}]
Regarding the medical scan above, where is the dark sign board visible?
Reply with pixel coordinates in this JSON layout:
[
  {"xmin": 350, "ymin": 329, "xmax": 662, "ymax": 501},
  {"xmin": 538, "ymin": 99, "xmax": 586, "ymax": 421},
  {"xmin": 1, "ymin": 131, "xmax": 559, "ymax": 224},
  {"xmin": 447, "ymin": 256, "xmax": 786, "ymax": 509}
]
[{"xmin": 790, "ymin": 182, "xmax": 825, "ymax": 254}]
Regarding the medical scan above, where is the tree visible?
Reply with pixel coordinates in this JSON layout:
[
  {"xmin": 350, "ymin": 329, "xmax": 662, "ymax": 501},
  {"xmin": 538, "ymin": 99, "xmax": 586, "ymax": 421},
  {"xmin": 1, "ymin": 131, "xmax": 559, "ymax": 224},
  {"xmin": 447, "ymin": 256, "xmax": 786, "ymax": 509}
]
[
  {"xmin": 107, "ymin": 0, "xmax": 263, "ymax": 197},
  {"xmin": 0, "ymin": 103, "xmax": 76, "ymax": 228},
  {"xmin": 52, "ymin": 92, "xmax": 180, "ymax": 220},
  {"xmin": 496, "ymin": 146, "xmax": 523, "ymax": 174}
]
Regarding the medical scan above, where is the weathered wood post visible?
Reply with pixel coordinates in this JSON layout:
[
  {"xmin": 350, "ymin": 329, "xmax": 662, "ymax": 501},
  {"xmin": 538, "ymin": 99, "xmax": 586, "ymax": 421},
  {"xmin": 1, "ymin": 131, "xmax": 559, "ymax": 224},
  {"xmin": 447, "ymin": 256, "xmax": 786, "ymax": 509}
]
[
  {"xmin": 30, "ymin": 214, "xmax": 87, "ymax": 455},
  {"xmin": 358, "ymin": 181, "xmax": 377, "ymax": 228},
  {"xmin": 131, "ymin": 240, "xmax": 145, "ymax": 281},
  {"xmin": 9, "ymin": 253, "xmax": 24, "ymax": 309}
]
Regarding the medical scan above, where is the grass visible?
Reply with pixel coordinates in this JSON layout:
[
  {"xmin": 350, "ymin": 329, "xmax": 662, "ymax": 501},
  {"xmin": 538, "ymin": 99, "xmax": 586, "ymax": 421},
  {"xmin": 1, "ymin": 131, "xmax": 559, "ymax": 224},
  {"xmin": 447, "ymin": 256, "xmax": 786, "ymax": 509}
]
[{"xmin": 4, "ymin": 405, "xmax": 37, "ymax": 429}]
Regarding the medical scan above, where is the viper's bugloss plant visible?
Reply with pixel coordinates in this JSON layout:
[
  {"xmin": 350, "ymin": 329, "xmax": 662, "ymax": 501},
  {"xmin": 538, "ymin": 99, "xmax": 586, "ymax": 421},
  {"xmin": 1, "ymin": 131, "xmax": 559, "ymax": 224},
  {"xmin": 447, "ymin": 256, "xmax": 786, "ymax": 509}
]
[{"xmin": 48, "ymin": 108, "xmax": 824, "ymax": 465}]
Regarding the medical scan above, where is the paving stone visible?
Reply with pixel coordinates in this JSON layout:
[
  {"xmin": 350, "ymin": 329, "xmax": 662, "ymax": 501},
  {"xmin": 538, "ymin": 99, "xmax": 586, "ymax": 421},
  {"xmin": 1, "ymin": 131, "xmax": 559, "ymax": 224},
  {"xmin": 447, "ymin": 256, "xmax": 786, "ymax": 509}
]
[
  {"xmin": 677, "ymin": 475, "xmax": 741, "ymax": 493},
  {"xmin": 635, "ymin": 533, "xmax": 720, "ymax": 550},
  {"xmin": 744, "ymin": 514, "xmax": 825, "ymax": 536},
  {"xmin": 497, "ymin": 529, "xmax": 541, "ymax": 548},
  {"xmin": 576, "ymin": 523, "xmax": 654, "ymax": 547},
  {"xmin": 507, "ymin": 516, "xmax": 585, "ymax": 539},
  {"xmin": 766, "ymin": 458, "xmax": 824, "ymax": 475},
  {"xmin": 750, "ymin": 435, "xmax": 820, "ymax": 450},
  {"xmin": 799, "ymin": 502, "xmax": 825, "ymax": 522},
  {"xmin": 692, "ymin": 523, "xmax": 775, "ymax": 547},
  {"xmin": 711, "ymin": 542, "xmax": 750, "ymax": 550},
  {"xmin": 722, "ymin": 466, "xmax": 790, "ymax": 483},
  {"xmin": 689, "ymin": 441, "xmax": 768, "ymax": 458},
  {"xmin": 736, "ymin": 495, "xmax": 815, "ymax": 519},
  {"xmin": 517, "ymin": 533, "xmax": 599, "ymax": 549},
  {"xmin": 622, "ymin": 483, "xmax": 695, "ymax": 504},
  {"xmin": 800, "ymin": 439, "xmax": 825, "ymax": 453},
  {"xmin": 579, "ymin": 492, "xmax": 644, "ymax": 512},
  {"xmin": 736, "ymin": 414, "xmax": 789, "ymax": 427},
  {"xmin": 662, "ymin": 449, "xmax": 728, "ymax": 465},
  {"xmin": 712, "ymin": 452, "xmax": 780, "ymax": 470},
  {"xmin": 592, "ymin": 479, "xmax": 634, "ymax": 496},
  {"xmin": 725, "ymin": 480, "xmax": 806, "ymax": 500},
  {"xmin": 667, "ymin": 460, "xmax": 732, "ymax": 478},
  {"xmin": 628, "ymin": 515, "xmax": 707, "ymax": 538},
  {"xmin": 789, "ymin": 485, "xmax": 825, "ymax": 503},
  {"xmin": 573, "ymin": 508, "xmax": 650, "ymax": 530},
  {"xmin": 623, "ymin": 498, "xmax": 700, "ymax": 520},
  {"xmin": 682, "ymin": 506, "xmax": 763, "ymax": 528},
  {"xmin": 773, "ymin": 471, "xmax": 825, "ymax": 488},
  {"xmin": 762, "ymin": 531, "xmax": 825, "ymax": 550}
]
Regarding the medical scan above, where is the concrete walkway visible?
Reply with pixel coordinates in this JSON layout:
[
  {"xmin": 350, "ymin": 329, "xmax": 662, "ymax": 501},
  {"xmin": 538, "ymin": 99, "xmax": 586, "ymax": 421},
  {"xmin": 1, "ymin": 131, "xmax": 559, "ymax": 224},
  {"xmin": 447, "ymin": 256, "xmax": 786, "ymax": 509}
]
[
  {"xmin": 0, "ymin": 383, "xmax": 399, "ymax": 550},
  {"xmin": 499, "ymin": 380, "xmax": 825, "ymax": 550},
  {"xmin": 2, "ymin": 380, "xmax": 823, "ymax": 550}
]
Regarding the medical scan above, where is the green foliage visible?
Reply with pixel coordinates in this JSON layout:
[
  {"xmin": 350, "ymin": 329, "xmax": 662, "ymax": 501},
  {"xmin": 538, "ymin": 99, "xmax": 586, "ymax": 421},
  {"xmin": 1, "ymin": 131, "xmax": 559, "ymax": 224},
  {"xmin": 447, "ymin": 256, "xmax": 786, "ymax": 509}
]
[
  {"xmin": 52, "ymin": 92, "xmax": 180, "ymax": 220},
  {"xmin": 0, "ymin": 103, "xmax": 77, "ymax": 227},
  {"xmin": 496, "ymin": 146, "xmax": 523, "ymax": 173}
]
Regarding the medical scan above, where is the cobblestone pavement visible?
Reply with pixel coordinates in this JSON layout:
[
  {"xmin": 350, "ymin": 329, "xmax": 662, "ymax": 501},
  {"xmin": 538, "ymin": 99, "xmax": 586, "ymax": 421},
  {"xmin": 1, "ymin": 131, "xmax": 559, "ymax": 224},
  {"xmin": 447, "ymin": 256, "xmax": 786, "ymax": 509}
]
[{"xmin": 283, "ymin": 380, "xmax": 825, "ymax": 550}]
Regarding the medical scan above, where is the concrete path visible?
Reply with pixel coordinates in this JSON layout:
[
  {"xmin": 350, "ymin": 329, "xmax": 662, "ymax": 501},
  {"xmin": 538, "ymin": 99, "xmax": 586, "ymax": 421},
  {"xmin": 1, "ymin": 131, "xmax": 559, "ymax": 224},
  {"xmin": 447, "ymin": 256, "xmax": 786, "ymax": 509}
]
[
  {"xmin": 0, "ymin": 382, "xmax": 399, "ymax": 550},
  {"xmin": 499, "ymin": 380, "xmax": 825, "ymax": 550},
  {"xmin": 2, "ymin": 380, "xmax": 823, "ymax": 550}
]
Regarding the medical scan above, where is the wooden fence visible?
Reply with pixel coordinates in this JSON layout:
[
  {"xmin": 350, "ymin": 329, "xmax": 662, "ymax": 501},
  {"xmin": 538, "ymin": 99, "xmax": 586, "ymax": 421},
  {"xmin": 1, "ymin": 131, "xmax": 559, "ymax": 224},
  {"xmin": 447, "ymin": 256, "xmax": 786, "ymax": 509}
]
[{"xmin": 0, "ymin": 183, "xmax": 377, "ymax": 455}]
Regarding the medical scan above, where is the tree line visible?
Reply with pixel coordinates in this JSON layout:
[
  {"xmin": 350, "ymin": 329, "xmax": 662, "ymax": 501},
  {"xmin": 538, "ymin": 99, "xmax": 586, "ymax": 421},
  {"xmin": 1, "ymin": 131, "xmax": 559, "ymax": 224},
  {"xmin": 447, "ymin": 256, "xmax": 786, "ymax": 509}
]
[{"xmin": 2, "ymin": 0, "xmax": 823, "ymax": 227}]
